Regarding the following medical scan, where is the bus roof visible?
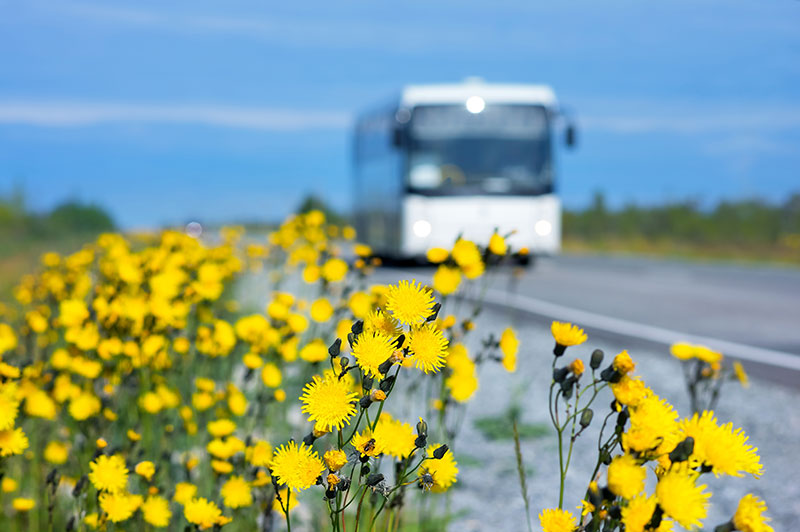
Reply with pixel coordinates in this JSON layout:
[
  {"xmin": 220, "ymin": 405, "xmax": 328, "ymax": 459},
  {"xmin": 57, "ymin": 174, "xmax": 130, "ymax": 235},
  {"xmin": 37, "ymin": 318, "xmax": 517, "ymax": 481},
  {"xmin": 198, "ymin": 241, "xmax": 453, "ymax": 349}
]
[{"xmin": 400, "ymin": 80, "xmax": 557, "ymax": 108}]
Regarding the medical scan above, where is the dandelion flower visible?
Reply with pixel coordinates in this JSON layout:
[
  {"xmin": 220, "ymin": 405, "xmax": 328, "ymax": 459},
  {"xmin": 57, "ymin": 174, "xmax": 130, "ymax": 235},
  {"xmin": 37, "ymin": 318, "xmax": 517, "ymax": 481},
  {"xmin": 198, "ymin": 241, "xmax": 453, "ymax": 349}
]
[
  {"xmin": 451, "ymin": 239, "xmax": 481, "ymax": 268},
  {"xmin": 351, "ymin": 429, "xmax": 383, "ymax": 458},
  {"xmin": 418, "ymin": 444, "xmax": 458, "ymax": 492},
  {"xmin": 270, "ymin": 441, "xmax": 325, "ymax": 492},
  {"xmin": 0, "ymin": 383, "xmax": 20, "ymax": 430},
  {"xmin": 89, "ymin": 454, "xmax": 129, "ymax": 493},
  {"xmin": 670, "ymin": 342, "xmax": 695, "ymax": 360},
  {"xmin": 220, "ymin": 475, "xmax": 253, "ymax": 508},
  {"xmin": 613, "ymin": 350, "xmax": 636, "ymax": 374},
  {"xmin": 385, "ymin": 280, "xmax": 435, "ymax": 324},
  {"xmin": 324, "ymin": 449, "xmax": 348, "ymax": 472},
  {"xmin": 310, "ymin": 298, "xmax": 334, "ymax": 322},
  {"xmin": 733, "ymin": 494, "xmax": 773, "ymax": 532},
  {"xmin": 364, "ymin": 309, "xmax": 401, "ymax": 337},
  {"xmin": 407, "ymin": 324, "xmax": 448, "ymax": 374},
  {"xmin": 173, "ymin": 482, "xmax": 197, "ymax": 505},
  {"xmin": 246, "ymin": 440, "xmax": 273, "ymax": 467},
  {"xmin": 655, "ymin": 467, "xmax": 710, "ymax": 529},
  {"xmin": 44, "ymin": 441, "xmax": 69, "ymax": 464},
  {"xmin": 551, "ymin": 321, "xmax": 587, "ymax": 355},
  {"xmin": 611, "ymin": 375, "xmax": 647, "ymax": 407},
  {"xmin": 12, "ymin": 497, "xmax": 35, "ymax": 512},
  {"xmin": 568, "ymin": 359, "xmax": 584, "ymax": 377},
  {"xmin": 135, "ymin": 461, "xmax": 156, "ymax": 482},
  {"xmin": 445, "ymin": 371, "xmax": 479, "ymax": 402},
  {"xmin": 488, "ymin": 233, "xmax": 507, "ymax": 255},
  {"xmin": 0, "ymin": 428, "xmax": 29, "ymax": 457},
  {"xmin": 184, "ymin": 497, "xmax": 223, "ymax": 529},
  {"xmin": 374, "ymin": 414, "xmax": 416, "ymax": 459},
  {"xmin": 352, "ymin": 332, "xmax": 395, "ymax": 378},
  {"xmin": 432, "ymin": 266, "xmax": 461, "ymax": 296},
  {"xmin": 142, "ymin": 495, "xmax": 171, "ymax": 527},
  {"xmin": 499, "ymin": 328, "xmax": 519, "ymax": 372},
  {"xmin": 607, "ymin": 454, "xmax": 646, "ymax": 499},
  {"xmin": 733, "ymin": 361, "xmax": 749, "ymax": 388},
  {"xmin": 538, "ymin": 508, "xmax": 578, "ymax": 532},
  {"xmin": 678, "ymin": 411, "xmax": 762, "ymax": 478},
  {"xmin": 426, "ymin": 247, "xmax": 449, "ymax": 263},
  {"xmin": 99, "ymin": 492, "xmax": 141, "ymax": 523},
  {"xmin": 299, "ymin": 374, "xmax": 359, "ymax": 432},
  {"xmin": 621, "ymin": 493, "xmax": 657, "ymax": 532}
]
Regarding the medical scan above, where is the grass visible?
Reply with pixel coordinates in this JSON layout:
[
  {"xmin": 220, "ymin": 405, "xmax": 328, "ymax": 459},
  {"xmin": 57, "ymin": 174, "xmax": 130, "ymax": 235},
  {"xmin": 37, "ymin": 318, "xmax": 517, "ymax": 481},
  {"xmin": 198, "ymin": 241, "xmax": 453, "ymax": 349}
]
[
  {"xmin": 0, "ymin": 234, "xmax": 96, "ymax": 299},
  {"xmin": 562, "ymin": 236, "xmax": 800, "ymax": 268}
]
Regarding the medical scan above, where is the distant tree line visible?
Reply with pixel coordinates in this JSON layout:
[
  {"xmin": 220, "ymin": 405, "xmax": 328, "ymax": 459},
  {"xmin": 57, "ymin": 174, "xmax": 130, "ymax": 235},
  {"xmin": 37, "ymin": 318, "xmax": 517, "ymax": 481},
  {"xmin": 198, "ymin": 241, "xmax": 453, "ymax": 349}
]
[
  {"xmin": 563, "ymin": 192, "xmax": 800, "ymax": 246},
  {"xmin": 0, "ymin": 187, "xmax": 115, "ymax": 245}
]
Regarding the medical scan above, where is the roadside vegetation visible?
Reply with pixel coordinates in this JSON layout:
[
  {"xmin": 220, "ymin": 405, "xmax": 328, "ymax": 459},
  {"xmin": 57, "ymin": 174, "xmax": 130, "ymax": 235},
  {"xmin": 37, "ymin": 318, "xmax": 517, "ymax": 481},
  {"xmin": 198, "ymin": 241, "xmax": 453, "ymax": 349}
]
[
  {"xmin": 563, "ymin": 193, "xmax": 800, "ymax": 266},
  {"xmin": 0, "ymin": 189, "xmax": 114, "ymax": 297}
]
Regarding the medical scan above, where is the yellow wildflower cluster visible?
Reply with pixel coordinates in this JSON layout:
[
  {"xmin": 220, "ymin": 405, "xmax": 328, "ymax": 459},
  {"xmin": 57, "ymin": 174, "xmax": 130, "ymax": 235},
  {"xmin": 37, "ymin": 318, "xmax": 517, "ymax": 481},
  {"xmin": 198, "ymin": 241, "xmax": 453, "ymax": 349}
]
[{"xmin": 537, "ymin": 323, "xmax": 772, "ymax": 532}]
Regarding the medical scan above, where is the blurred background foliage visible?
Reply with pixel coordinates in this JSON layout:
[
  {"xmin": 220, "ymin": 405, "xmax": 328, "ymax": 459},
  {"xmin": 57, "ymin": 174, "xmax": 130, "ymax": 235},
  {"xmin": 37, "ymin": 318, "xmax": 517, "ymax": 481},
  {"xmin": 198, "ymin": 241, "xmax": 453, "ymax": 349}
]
[
  {"xmin": 563, "ymin": 192, "xmax": 800, "ymax": 265},
  {"xmin": 0, "ymin": 186, "xmax": 115, "ymax": 297}
]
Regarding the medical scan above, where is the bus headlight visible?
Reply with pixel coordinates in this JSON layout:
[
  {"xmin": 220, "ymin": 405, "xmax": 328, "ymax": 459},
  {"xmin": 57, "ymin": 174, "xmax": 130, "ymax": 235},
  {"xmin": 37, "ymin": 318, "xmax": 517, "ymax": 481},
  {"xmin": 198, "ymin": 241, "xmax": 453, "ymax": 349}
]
[
  {"xmin": 412, "ymin": 219, "xmax": 432, "ymax": 238},
  {"xmin": 535, "ymin": 220, "xmax": 552, "ymax": 236}
]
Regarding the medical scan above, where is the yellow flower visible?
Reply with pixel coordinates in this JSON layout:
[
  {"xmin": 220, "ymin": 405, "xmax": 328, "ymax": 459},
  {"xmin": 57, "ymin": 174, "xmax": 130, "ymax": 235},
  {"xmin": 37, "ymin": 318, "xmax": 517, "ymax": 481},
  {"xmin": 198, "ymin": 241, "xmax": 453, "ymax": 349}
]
[
  {"xmin": 678, "ymin": 410, "xmax": 762, "ymax": 478},
  {"xmin": 0, "ymin": 428, "xmax": 29, "ymax": 457},
  {"xmin": 321, "ymin": 258, "xmax": 348, "ymax": 282},
  {"xmin": 499, "ymin": 328, "xmax": 519, "ymax": 372},
  {"xmin": 354, "ymin": 243, "xmax": 372, "ymax": 257},
  {"xmin": 12, "ymin": 497, "xmax": 35, "ymax": 512},
  {"xmin": 245, "ymin": 440, "xmax": 273, "ymax": 468},
  {"xmin": 324, "ymin": 449, "xmax": 348, "ymax": 472},
  {"xmin": 299, "ymin": 374, "xmax": 359, "ymax": 432},
  {"xmin": 127, "ymin": 429, "xmax": 141, "ymax": 442},
  {"xmin": 69, "ymin": 391, "xmax": 101, "ymax": 421},
  {"xmin": 432, "ymin": 265, "xmax": 461, "ymax": 296},
  {"xmin": 488, "ymin": 232, "xmax": 507, "ymax": 255},
  {"xmin": 310, "ymin": 298, "xmax": 334, "ymax": 322},
  {"xmin": 142, "ymin": 495, "xmax": 171, "ymax": 527},
  {"xmin": 59, "ymin": 299, "xmax": 89, "ymax": 328},
  {"xmin": 261, "ymin": 363, "xmax": 282, "ymax": 388},
  {"xmin": 670, "ymin": 342, "xmax": 695, "ymax": 360},
  {"xmin": 445, "ymin": 371, "xmax": 479, "ymax": 402},
  {"xmin": 655, "ymin": 467, "xmax": 710, "ymax": 529},
  {"xmin": 135, "ymin": 461, "xmax": 156, "ymax": 482},
  {"xmin": 568, "ymin": 359, "xmax": 584, "ymax": 377},
  {"xmin": 613, "ymin": 350, "xmax": 636, "ymax": 374},
  {"xmin": 418, "ymin": 444, "xmax": 458, "ymax": 492},
  {"xmin": 385, "ymin": 280, "xmax": 435, "ymax": 324},
  {"xmin": 173, "ymin": 482, "xmax": 197, "ymax": 505},
  {"xmin": 300, "ymin": 338, "xmax": 328, "ymax": 362},
  {"xmin": 220, "ymin": 475, "xmax": 253, "ymax": 508},
  {"xmin": 407, "ymin": 324, "xmax": 448, "ymax": 374},
  {"xmin": 551, "ymin": 321, "xmax": 587, "ymax": 348},
  {"xmin": 451, "ymin": 239, "xmax": 481, "ymax": 268},
  {"xmin": 611, "ymin": 375, "xmax": 647, "ymax": 407},
  {"xmin": 374, "ymin": 414, "xmax": 416, "ymax": 459},
  {"xmin": 24, "ymin": 390, "xmax": 56, "ymax": 420},
  {"xmin": 2, "ymin": 477, "xmax": 17, "ymax": 492},
  {"xmin": 364, "ymin": 309, "xmax": 401, "ymax": 337},
  {"xmin": 89, "ymin": 454, "xmax": 129, "ymax": 493},
  {"xmin": 351, "ymin": 429, "xmax": 383, "ymax": 458},
  {"xmin": 270, "ymin": 441, "xmax": 325, "ymax": 492},
  {"xmin": 207, "ymin": 419, "xmax": 236, "ymax": 438},
  {"xmin": 99, "ymin": 492, "xmax": 141, "ymax": 523},
  {"xmin": 426, "ymin": 247, "xmax": 449, "ymax": 263},
  {"xmin": 0, "ymin": 383, "xmax": 19, "ymax": 430},
  {"xmin": 538, "ymin": 508, "xmax": 578, "ymax": 532},
  {"xmin": 733, "ymin": 494, "xmax": 773, "ymax": 532},
  {"xmin": 623, "ymin": 392, "xmax": 679, "ymax": 456},
  {"xmin": 184, "ymin": 497, "xmax": 224, "ymax": 529},
  {"xmin": 352, "ymin": 332, "xmax": 396, "ymax": 378},
  {"xmin": 621, "ymin": 493, "xmax": 657, "ymax": 532},
  {"xmin": 733, "ymin": 361, "xmax": 749, "ymax": 388},
  {"xmin": 607, "ymin": 454, "xmax": 646, "ymax": 499},
  {"xmin": 0, "ymin": 323, "xmax": 18, "ymax": 354},
  {"xmin": 695, "ymin": 345, "xmax": 722, "ymax": 364}
]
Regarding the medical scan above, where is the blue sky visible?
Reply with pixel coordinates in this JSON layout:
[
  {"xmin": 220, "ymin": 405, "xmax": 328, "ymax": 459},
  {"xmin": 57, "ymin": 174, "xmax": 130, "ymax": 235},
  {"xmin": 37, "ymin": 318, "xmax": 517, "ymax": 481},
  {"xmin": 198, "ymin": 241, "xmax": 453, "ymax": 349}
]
[{"xmin": 1, "ymin": 0, "xmax": 799, "ymax": 228}]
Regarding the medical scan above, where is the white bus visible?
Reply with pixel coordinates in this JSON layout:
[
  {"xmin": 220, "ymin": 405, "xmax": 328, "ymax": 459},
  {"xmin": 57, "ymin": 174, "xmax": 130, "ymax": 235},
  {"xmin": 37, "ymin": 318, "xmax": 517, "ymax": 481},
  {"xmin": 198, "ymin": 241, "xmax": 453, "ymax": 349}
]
[{"xmin": 353, "ymin": 78, "xmax": 576, "ymax": 262}]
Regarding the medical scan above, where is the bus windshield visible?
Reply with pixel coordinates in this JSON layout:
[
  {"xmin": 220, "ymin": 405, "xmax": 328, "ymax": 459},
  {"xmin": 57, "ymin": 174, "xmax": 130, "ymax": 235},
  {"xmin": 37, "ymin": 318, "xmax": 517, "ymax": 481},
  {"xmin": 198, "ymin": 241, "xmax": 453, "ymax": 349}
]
[{"xmin": 407, "ymin": 104, "xmax": 552, "ymax": 195}]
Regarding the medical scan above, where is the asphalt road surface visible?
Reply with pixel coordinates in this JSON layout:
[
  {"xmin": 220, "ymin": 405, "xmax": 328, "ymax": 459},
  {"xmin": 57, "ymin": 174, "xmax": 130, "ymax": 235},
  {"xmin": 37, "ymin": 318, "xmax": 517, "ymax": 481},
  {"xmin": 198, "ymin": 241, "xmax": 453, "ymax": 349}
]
[{"xmin": 377, "ymin": 254, "xmax": 800, "ymax": 386}]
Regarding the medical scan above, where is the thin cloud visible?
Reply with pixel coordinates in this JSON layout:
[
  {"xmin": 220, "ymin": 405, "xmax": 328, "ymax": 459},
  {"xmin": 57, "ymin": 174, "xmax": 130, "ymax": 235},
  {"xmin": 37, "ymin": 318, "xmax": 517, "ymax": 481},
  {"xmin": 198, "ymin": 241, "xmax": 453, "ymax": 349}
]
[
  {"xmin": 580, "ymin": 108, "xmax": 800, "ymax": 134},
  {"xmin": 0, "ymin": 101, "xmax": 350, "ymax": 130}
]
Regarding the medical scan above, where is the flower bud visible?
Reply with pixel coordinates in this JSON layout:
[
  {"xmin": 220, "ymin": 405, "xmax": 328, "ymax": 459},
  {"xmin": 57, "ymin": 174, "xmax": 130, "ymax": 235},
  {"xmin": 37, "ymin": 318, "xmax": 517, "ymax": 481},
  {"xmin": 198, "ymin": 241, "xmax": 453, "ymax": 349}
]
[
  {"xmin": 303, "ymin": 433, "xmax": 317, "ymax": 446},
  {"xmin": 360, "ymin": 464, "xmax": 371, "ymax": 476},
  {"xmin": 553, "ymin": 343, "xmax": 567, "ymax": 357},
  {"xmin": 366, "ymin": 473, "xmax": 384, "ymax": 487},
  {"xmin": 393, "ymin": 334, "xmax": 405, "ymax": 349},
  {"xmin": 361, "ymin": 375, "xmax": 374, "ymax": 390},
  {"xmin": 590, "ymin": 349, "xmax": 604, "ymax": 370},
  {"xmin": 668, "ymin": 437, "xmax": 695, "ymax": 463},
  {"xmin": 338, "ymin": 477, "xmax": 351, "ymax": 491},
  {"xmin": 329, "ymin": 338, "xmax": 342, "ymax": 358},
  {"xmin": 600, "ymin": 365, "xmax": 621, "ymax": 383},
  {"xmin": 340, "ymin": 356, "xmax": 350, "ymax": 370},
  {"xmin": 379, "ymin": 375, "xmax": 395, "ymax": 393},
  {"xmin": 351, "ymin": 320, "xmax": 364, "ymax": 335},
  {"xmin": 72, "ymin": 475, "xmax": 87, "ymax": 498},
  {"xmin": 553, "ymin": 367, "xmax": 569, "ymax": 384},
  {"xmin": 370, "ymin": 389, "xmax": 386, "ymax": 402},
  {"xmin": 414, "ymin": 435, "xmax": 427, "ymax": 449},
  {"xmin": 359, "ymin": 396, "xmax": 373, "ymax": 409},
  {"xmin": 416, "ymin": 419, "xmax": 428, "ymax": 437},
  {"xmin": 616, "ymin": 407, "xmax": 629, "ymax": 427},
  {"xmin": 378, "ymin": 358, "xmax": 394, "ymax": 376},
  {"xmin": 580, "ymin": 409, "xmax": 594, "ymax": 428},
  {"xmin": 426, "ymin": 303, "xmax": 442, "ymax": 322},
  {"xmin": 432, "ymin": 445, "xmax": 449, "ymax": 459},
  {"xmin": 713, "ymin": 523, "xmax": 735, "ymax": 532}
]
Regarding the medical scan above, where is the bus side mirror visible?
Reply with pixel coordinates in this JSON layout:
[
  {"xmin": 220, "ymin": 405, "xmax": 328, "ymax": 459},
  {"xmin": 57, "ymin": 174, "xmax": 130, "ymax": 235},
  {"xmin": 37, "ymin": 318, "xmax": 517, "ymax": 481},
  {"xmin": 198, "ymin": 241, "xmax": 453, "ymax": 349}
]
[
  {"xmin": 392, "ymin": 125, "xmax": 406, "ymax": 148},
  {"xmin": 565, "ymin": 124, "xmax": 577, "ymax": 148}
]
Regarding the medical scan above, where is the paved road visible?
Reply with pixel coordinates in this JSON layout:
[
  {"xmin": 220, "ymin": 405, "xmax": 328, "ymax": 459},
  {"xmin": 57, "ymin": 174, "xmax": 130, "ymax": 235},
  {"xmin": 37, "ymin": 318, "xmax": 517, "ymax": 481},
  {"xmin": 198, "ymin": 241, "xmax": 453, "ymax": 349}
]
[{"xmin": 377, "ymin": 254, "xmax": 800, "ymax": 384}]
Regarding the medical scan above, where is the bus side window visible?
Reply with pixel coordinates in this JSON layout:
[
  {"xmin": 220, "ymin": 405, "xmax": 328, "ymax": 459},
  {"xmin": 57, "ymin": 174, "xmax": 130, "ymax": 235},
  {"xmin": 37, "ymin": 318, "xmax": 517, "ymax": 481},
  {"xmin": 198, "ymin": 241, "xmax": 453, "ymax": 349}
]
[{"xmin": 565, "ymin": 124, "xmax": 577, "ymax": 148}]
